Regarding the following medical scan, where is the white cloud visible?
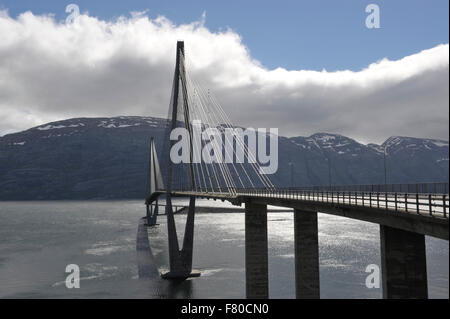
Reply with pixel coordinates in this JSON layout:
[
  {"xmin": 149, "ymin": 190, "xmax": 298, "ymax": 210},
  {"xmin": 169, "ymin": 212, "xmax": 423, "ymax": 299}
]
[{"xmin": 0, "ymin": 10, "xmax": 448, "ymax": 143}]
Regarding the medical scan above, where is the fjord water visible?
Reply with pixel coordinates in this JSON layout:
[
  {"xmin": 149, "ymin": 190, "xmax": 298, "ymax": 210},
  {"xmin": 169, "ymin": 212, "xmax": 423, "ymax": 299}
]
[{"xmin": 0, "ymin": 200, "xmax": 448, "ymax": 299}]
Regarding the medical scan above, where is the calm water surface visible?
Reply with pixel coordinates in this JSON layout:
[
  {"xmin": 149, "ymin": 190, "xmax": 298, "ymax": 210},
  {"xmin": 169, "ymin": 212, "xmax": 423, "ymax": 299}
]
[{"xmin": 0, "ymin": 200, "xmax": 448, "ymax": 298}]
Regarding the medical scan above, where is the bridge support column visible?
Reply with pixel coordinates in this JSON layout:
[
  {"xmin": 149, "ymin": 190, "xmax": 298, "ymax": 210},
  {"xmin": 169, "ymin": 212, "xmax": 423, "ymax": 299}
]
[
  {"xmin": 245, "ymin": 202, "xmax": 268, "ymax": 299},
  {"xmin": 294, "ymin": 209, "xmax": 320, "ymax": 299},
  {"xmin": 380, "ymin": 225, "xmax": 428, "ymax": 299},
  {"xmin": 146, "ymin": 204, "xmax": 151, "ymax": 225}
]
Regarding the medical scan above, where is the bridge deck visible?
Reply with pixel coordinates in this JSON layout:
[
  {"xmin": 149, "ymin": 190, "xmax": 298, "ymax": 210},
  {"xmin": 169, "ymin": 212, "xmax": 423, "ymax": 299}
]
[{"xmin": 159, "ymin": 189, "xmax": 449, "ymax": 240}]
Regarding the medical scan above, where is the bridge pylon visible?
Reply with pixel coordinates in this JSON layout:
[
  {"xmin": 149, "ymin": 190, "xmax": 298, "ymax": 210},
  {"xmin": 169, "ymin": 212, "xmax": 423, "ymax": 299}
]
[
  {"xmin": 145, "ymin": 137, "xmax": 164, "ymax": 226},
  {"xmin": 160, "ymin": 41, "xmax": 200, "ymax": 280}
]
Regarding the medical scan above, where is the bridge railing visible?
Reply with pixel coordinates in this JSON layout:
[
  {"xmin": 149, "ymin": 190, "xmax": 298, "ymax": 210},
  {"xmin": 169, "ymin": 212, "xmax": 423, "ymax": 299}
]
[
  {"xmin": 234, "ymin": 185, "xmax": 448, "ymax": 219},
  {"xmin": 166, "ymin": 182, "xmax": 449, "ymax": 195},
  {"xmin": 166, "ymin": 182, "xmax": 449, "ymax": 218},
  {"xmin": 271, "ymin": 182, "xmax": 449, "ymax": 194}
]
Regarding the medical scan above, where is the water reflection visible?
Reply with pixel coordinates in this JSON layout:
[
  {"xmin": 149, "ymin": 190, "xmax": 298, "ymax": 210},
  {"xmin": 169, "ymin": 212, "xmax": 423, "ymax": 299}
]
[{"xmin": 136, "ymin": 217, "xmax": 193, "ymax": 299}]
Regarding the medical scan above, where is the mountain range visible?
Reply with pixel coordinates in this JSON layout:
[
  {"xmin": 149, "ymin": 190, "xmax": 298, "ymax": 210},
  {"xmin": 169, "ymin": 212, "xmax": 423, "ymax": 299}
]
[{"xmin": 0, "ymin": 116, "xmax": 448, "ymax": 200}]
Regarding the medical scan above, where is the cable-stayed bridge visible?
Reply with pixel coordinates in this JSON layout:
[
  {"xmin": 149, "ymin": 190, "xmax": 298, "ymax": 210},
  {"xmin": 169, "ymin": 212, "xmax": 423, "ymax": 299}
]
[{"xmin": 144, "ymin": 41, "xmax": 449, "ymax": 299}]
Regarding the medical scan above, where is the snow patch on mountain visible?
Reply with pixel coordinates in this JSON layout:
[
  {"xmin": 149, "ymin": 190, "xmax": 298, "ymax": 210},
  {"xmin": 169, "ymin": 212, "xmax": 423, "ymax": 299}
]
[
  {"xmin": 367, "ymin": 143, "xmax": 385, "ymax": 154},
  {"xmin": 96, "ymin": 117, "xmax": 168, "ymax": 129},
  {"xmin": 98, "ymin": 121, "xmax": 142, "ymax": 129},
  {"xmin": 37, "ymin": 123, "xmax": 85, "ymax": 130},
  {"xmin": 432, "ymin": 141, "xmax": 449, "ymax": 147}
]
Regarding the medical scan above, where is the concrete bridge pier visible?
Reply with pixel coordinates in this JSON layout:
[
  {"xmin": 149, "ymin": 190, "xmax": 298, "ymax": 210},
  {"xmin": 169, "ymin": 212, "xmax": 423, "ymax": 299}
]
[
  {"xmin": 380, "ymin": 225, "xmax": 428, "ymax": 299},
  {"xmin": 294, "ymin": 209, "xmax": 320, "ymax": 299},
  {"xmin": 245, "ymin": 202, "xmax": 269, "ymax": 299}
]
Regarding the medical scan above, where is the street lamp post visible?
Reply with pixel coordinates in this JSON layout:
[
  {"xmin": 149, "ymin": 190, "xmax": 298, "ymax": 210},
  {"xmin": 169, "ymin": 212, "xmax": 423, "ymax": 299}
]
[
  {"xmin": 288, "ymin": 162, "xmax": 294, "ymax": 188},
  {"xmin": 326, "ymin": 157, "xmax": 332, "ymax": 188},
  {"xmin": 383, "ymin": 145, "xmax": 387, "ymax": 186}
]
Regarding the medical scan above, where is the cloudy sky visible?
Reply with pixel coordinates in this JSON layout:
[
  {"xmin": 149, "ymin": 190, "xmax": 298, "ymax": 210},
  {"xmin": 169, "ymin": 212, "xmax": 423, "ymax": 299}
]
[{"xmin": 0, "ymin": 1, "xmax": 448, "ymax": 144}]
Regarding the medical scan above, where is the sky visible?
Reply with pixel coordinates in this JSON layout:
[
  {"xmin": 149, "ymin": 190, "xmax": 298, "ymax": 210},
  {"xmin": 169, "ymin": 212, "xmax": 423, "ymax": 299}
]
[{"xmin": 0, "ymin": 0, "xmax": 448, "ymax": 143}]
